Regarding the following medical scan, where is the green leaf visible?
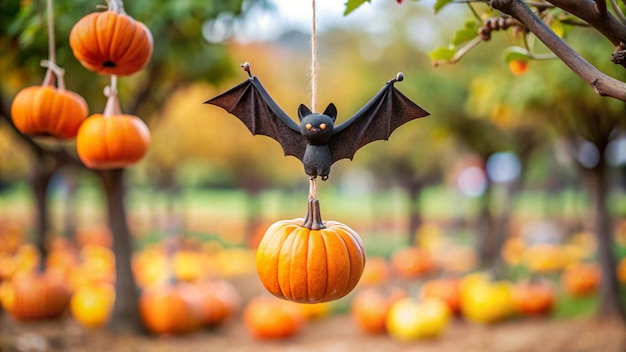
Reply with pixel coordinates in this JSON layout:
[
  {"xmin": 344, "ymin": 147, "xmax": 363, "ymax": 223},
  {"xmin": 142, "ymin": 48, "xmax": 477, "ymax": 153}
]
[
  {"xmin": 452, "ymin": 21, "xmax": 479, "ymax": 46},
  {"xmin": 502, "ymin": 46, "xmax": 531, "ymax": 64},
  {"xmin": 434, "ymin": 0, "xmax": 454, "ymax": 14},
  {"xmin": 429, "ymin": 46, "xmax": 457, "ymax": 62},
  {"xmin": 344, "ymin": 0, "xmax": 370, "ymax": 16}
]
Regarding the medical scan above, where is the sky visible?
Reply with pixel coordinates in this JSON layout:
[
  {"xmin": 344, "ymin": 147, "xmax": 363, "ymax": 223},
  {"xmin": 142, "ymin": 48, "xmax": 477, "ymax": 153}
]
[{"xmin": 233, "ymin": 0, "xmax": 389, "ymax": 42}]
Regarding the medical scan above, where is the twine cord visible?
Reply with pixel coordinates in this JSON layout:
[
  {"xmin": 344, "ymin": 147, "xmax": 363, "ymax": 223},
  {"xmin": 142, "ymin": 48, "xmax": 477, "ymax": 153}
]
[{"xmin": 310, "ymin": 0, "xmax": 318, "ymax": 113}]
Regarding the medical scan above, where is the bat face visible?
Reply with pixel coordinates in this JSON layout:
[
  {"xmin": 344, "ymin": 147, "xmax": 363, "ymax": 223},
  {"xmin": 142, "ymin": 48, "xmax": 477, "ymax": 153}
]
[
  {"xmin": 298, "ymin": 103, "xmax": 337, "ymax": 145},
  {"xmin": 300, "ymin": 114, "xmax": 334, "ymax": 144}
]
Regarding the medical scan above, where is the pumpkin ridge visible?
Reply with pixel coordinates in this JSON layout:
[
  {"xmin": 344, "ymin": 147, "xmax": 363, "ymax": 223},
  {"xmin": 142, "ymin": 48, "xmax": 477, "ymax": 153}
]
[
  {"xmin": 119, "ymin": 24, "xmax": 151, "ymax": 74},
  {"xmin": 51, "ymin": 93, "xmax": 69, "ymax": 135},
  {"xmin": 277, "ymin": 229, "xmax": 296, "ymax": 300},
  {"xmin": 337, "ymin": 229, "xmax": 364, "ymax": 295},
  {"xmin": 321, "ymin": 229, "xmax": 350, "ymax": 301},
  {"xmin": 110, "ymin": 14, "xmax": 135, "ymax": 63},
  {"xmin": 332, "ymin": 228, "xmax": 354, "ymax": 298},
  {"xmin": 305, "ymin": 229, "xmax": 327, "ymax": 302},
  {"xmin": 317, "ymin": 230, "xmax": 329, "ymax": 302},
  {"xmin": 92, "ymin": 13, "xmax": 108, "ymax": 63},
  {"xmin": 289, "ymin": 228, "xmax": 309, "ymax": 301}
]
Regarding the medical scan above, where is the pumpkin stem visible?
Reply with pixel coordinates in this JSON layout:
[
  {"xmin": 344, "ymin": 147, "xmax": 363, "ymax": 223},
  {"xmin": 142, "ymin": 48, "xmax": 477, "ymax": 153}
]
[
  {"xmin": 40, "ymin": 60, "xmax": 65, "ymax": 90},
  {"xmin": 303, "ymin": 198, "xmax": 325, "ymax": 230},
  {"xmin": 106, "ymin": 0, "xmax": 126, "ymax": 14},
  {"xmin": 103, "ymin": 75, "xmax": 122, "ymax": 116}
]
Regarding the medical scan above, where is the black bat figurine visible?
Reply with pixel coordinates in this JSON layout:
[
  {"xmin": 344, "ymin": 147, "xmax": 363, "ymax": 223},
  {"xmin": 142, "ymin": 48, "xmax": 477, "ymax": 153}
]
[{"xmin": 204, "ymin": 62, "xmax": 430, "ymax": 180}]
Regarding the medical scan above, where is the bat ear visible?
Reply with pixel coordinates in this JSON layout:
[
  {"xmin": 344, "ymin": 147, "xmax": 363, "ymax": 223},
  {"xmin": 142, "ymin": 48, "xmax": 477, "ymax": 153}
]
[
  {"xmin": 323, "ymin": 103, "xmax": 337, "ymax": 122},
  {"xmin": 298, "ymin": 104, "xmax": 312, "ymax": 122}
]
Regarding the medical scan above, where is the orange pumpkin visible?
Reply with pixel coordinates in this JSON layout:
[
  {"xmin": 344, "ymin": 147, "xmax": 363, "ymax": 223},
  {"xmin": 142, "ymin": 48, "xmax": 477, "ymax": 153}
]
[
  {"xmin": 5, "ymin": 270, "xmax": 71, "ymax": 321},
  {"xmin": 511, "ymin": 278, "xmax": 554, "ymax": 316},
  {"xmin": 390, "ymin": 246, "xmax": 436, "ymax": 279},
  {"xmin": 358, "ymin": 256, "xmax": 390, "ymax": 286},
  {"xmin": 69, "ymin": 10, "xmax": 153, "ymax": 76},
  {"xmin": 76, "ymin": 113, "xmax": 150, "ymax": 169},
  {"xmin": 196, "ymin": 279, "xmax": 241, "ymax": 327},
  {"xmin": 139, "ymin": 282, "xmax": 203, "ymax": 335},
  {"xmin": 561, "ymin": 263, "xmax": 601, "ymax": 297},
  {"xmin": 11, "ymin": 85, "xmax": 88, "ymax": 139},
  {"xmin": 243, "ymin": 295, "xmax": 305, "ymax": 339},
  {"xmin": 421, "ymin": 277, "xmax": 462, "ymax": 314},
  {"xmin": 351, "ymin": 287, "xmax": 406, "ymax": 334},
  {"xmin": 256, "ymin": 199, "xmax": 365, "ymax": 303}
]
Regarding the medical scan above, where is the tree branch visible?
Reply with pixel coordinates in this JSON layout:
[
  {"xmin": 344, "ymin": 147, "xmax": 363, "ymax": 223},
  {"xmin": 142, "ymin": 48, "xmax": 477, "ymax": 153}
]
[
  {"xmin": 546, "ymin": 0, "xmax": 626, "ymax": 46},
  {"xmin": 491, "ymin": 0, "xmax": 626, "ymax": 100}
]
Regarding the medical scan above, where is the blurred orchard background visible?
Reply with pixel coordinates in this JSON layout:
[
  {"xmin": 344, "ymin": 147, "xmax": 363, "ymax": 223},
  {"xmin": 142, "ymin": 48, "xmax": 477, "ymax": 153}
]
[{"xmin": 1, "ymin": 0, "xmax": 626, "ymax": 351}]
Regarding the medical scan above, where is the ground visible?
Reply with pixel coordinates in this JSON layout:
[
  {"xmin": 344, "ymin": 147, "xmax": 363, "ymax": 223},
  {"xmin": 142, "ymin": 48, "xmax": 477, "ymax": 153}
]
[{"xmin": 1, "ymin": 312, "xmax": 624, "ymax": 352}]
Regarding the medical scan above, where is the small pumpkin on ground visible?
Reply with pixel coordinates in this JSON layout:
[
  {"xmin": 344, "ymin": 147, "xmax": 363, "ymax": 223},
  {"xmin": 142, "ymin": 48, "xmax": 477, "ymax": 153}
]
[
  {"xmin": 5, "ymin": 270, "xmax": 71, "ymax": 321},
  {"xmin": 243, "ymin": 295, "xmax": 305, "ymax": 339},
  {"xmin": 511, "ymin": 277, "xmax": 555, "ymax": 316}
]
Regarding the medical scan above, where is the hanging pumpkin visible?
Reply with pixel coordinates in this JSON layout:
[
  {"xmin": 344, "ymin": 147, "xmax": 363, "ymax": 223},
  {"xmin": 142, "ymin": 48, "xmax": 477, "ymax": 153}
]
[
  {"xmin": 4, "ymin": 270, "xmax": 71, "ymax": 321},
  {"xmin": 69, "ymin": 8, "xmax": 153, "ymax": 76},
  {"xmin": 11, "ymin": 64, "xmax": 88, "ymax": 139},
  {"xmin": 76, "ymin": 85, "xmax": 150, "ymax": 169},
  {"xmin": 256, "ymin": 198, "xmax": 366, "ymax": 303}
]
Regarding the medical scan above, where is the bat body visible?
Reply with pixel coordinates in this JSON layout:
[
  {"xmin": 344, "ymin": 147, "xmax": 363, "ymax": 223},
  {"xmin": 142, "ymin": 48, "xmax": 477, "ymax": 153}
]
[{"xmin": 205, "ymin": 63, "xmax": 430, "ymax": 180}]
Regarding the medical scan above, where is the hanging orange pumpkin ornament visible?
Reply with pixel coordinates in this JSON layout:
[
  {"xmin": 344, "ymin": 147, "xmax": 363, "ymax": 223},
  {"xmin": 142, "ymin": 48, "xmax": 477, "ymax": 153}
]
[
  {"xmin": 76, "ymin": 76, "xmax": 150, "ymax": 169},
  {"xmin": 69, "ymin": 0, "xmax": 153, "ymax": 76},
  {"xmin": 256, "ymin": 179, "xmax": 366, "ymax": 303},
  {"xmin": 10, "ymin": 0, "xmax": 88, "ymax": 140},
  {"xmin": 11, "ymin": 63, "xmax": 88, "ymax": 140}
]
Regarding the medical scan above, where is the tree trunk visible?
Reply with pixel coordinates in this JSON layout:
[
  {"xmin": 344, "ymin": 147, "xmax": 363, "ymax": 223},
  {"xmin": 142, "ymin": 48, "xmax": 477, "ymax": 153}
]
[
  {"xmin": 99, "ymin": 168, "xmax": 144, "ymax": 334},
  {"xmin": 29, "ymin": 154, "xmax": 56, "ymax": 272},
  {"xmin": 587, "ymin": 155, "xmax": 626, "ymax": 322},
  {"xmin": 406, "ymin": 181, "xmax": 423, "ymax": 246},
  {"xmin": 477, "ymin": 177, "xmax": 498, "ymax": 269}
]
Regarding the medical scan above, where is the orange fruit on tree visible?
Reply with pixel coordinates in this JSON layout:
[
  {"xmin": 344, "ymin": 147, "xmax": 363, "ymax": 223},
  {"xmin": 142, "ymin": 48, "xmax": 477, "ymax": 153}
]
[{"xmin": 509, "ymin": 59, "xmax": 529, "ymax": 75}]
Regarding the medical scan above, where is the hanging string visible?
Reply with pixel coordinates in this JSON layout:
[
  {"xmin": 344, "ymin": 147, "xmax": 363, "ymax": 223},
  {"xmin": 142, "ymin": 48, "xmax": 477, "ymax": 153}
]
[
  {"xmin": 310, "ymin": 0, "xmax": 318, "ymax": 113},
  {"xmin": 42, "ymin": 0, "xmax": 56, "ymax": 85},
  {"xmin": 309, "ymin": 177, "xmax": 318, "ymax": 200}
]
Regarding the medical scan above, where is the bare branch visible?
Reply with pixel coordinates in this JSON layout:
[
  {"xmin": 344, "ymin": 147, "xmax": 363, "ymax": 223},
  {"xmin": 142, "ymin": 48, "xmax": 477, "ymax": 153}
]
[
  {"xmin": 609, "ymin": 0, "xmax": 626, "ymax": 23},
  {"xmin": 595, "ymin": 0, "xmax": 608, "ymax": 15},
  {"xmin": 546, "ymin": 0, "xmax": 626, "ymax": 46},
  {"xmin": 491, "ymin": 0, "xmax": 626, "ymax": 100}
]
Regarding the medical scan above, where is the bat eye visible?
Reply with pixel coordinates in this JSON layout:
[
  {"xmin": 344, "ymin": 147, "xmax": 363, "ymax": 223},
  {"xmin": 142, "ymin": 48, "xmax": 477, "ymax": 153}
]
[
  {"xmin": 305, "ymin": 123, "xmax": 312, "ymax": 130},
  {"xmin": 319, "ymin": 123, "xmax": 327, "ymax": 130}
]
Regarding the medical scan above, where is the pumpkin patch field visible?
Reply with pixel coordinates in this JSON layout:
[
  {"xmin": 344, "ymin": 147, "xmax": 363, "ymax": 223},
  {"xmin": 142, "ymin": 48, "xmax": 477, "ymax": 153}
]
[{"xmin": 1, "ymin": 187, "xmax": 625, "ymax": 351}]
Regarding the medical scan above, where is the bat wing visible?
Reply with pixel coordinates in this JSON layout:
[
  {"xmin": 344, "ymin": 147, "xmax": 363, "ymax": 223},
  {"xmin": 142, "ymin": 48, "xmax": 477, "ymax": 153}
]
[
  {"xmin": 329, "ymin": 77, "xmax": 430, "ymax": 163},
  {"xmin": 204, "ymin": 76, "xmax": 306, "ymax": 162}
]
